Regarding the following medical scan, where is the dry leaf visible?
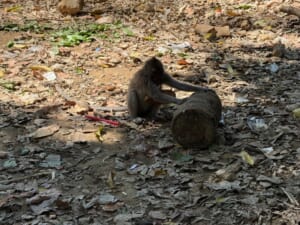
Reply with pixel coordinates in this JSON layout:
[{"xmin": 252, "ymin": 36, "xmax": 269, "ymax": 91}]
[
  {"xmin": 31, "ymin": 125, "xmax": 60, "ymax": 139},
  {"xmin": 0, "ymin": 69, "xmax": 4, "ymax": 78},
  {"xmin": 29, "ymin": 65, "xmax": 52, "ymax": 72},
  {"xmin": 107, "ymin": 171, "xmax": 116, "ymax": 189},
  {"xmin": 177, "ymin": 59, "xmax": 188, "ymax": 65}
]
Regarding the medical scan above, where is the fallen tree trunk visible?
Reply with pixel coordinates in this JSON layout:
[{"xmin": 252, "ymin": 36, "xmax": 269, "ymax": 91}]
[
  {"xmin": 172, "ymin": 90, "xmax": 222, "ymax": 149},
  {"xmin": 280, "ymin": 5, "xmax": 300, "ymax": 18}
]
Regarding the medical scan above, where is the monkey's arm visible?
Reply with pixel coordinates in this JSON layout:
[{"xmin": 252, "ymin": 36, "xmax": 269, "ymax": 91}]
[
  {"xmin": 164, "ymin": 73, "xmax": 210, "ymax": 92},
  {"xmin": 147, "ymin": 83, "xmax": 182, "ymax": 104}
]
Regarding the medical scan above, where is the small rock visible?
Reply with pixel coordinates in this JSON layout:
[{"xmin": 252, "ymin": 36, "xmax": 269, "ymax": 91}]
[
  {"xmin": 120, "ymin": 43, "xmax": 129, "ymax": 49},
  {"xmin": 57, "ymin": 0, "xmax": 83, "ymax": 16},
  {"xmin": 272, "ymin": 41, "xmax": 285, "ymax": 58},
  {"xmin": 3, "ymin": 159, "xmax": 17, "ymax": 168},
  {"xmin": 215, "ymin": 25, "xmax": 230, "ymax": 37},
  {"xmin": 148, "ymin": 210, "xmax": 167, "ymax": 220},
  {"xmin": 240, "ymin": 19, "xmax": 251, "ymax": 30},
  {"xmin": 269, "ymin": 63, "xmax": 279, "ymax": 73},
  {"xmin": 0, "ymin": 151, "xmax": 8, "ymax": 159}
]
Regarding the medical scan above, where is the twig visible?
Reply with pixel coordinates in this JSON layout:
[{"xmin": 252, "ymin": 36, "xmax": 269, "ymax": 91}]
[
  {"xmin": 281, "ymin": 187, "xmax": 300, "ymax": 206},
  {"xmin": 0, "ymin": 171, "xmax": 52, "ymax": 185}
]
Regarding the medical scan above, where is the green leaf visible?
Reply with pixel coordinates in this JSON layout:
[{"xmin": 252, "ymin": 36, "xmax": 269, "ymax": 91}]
[
  {"xmin": 7, "ymin": 41, "xmax": 14, "ymax": 48},
  {"xmin": 0, "ymin": 82, "xmax": 16, "ymax": 90},
  {"xmin": 240, "ymin": 150, "xmax": 255, "ymax": 166},
  {"xmin": 122, "ymin": 27, "xmax": 134, "ymax": 36},
  {"xmin": 236, "ymin": 4, "xmax": 252, "ymax": 10}
]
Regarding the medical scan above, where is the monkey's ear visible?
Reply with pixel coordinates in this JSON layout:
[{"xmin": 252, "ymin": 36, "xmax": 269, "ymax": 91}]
[{"xmin": 148, "ymin": 57, "xmax": 157, "ymax": 63}]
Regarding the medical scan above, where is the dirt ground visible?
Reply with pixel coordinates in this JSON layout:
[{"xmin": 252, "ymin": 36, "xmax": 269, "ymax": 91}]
[{"xmin": 0, "ymin": 0, "xmax": 300, "ymax": 225}]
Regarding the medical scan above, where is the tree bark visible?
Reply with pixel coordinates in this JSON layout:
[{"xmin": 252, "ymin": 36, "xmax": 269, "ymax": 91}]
[{"xmin": 171, "ymin": 90, "xmax": 222, "ymax": 149}]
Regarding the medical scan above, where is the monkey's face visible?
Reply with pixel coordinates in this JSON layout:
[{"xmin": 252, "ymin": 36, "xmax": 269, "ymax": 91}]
[
  {"xmin": 145, "ymin": 57, "xmax": 165, "ymax": 85},
  {"xmin": 150, "ymin": 64, "xmax": 165, "ymax": 84},
  {"xmin": 151, "ymin": 73, "xmax": 162, "ymax": 85}
]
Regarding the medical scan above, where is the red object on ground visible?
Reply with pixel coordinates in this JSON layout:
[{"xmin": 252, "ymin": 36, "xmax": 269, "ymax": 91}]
[{"xmin": 85, "ymin": 115, "xmax": 120, "ymax": 127}]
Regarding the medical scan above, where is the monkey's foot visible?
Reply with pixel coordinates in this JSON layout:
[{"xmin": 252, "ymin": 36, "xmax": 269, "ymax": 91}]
[
  {"xmin": 132, "ymin": 117, "xmax": 145, "ymax": 125},
  {"xmin": 152, "ymin": 111, "xmax": 173, "ymax": 122}
]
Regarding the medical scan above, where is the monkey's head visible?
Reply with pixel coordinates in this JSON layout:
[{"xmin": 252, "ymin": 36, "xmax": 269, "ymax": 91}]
[{"xmin": 144, "ymin": 57, "xmax": 165, "ymax": 84}]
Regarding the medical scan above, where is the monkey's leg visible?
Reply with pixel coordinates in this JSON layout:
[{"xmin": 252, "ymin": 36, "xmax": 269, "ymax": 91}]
[
  {"xmin": 127, "ymin": 90, "xmax": 140, "ymax": 118},
  {"xmin": 147, "ymin": 89, "xmax": 176, "ymax": 120},
  {"xmin": 161, "ymin": 89, "xmax": 176, "ymax": 97},
  {"xmin": 147, "ymin": 101, "xmax": 161, "ymax": 119}
]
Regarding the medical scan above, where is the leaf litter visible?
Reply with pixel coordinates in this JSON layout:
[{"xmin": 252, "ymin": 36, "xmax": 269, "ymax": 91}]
[{"xmin": 0, "ymin": 0, "xmax": 300, "ymax": 225}]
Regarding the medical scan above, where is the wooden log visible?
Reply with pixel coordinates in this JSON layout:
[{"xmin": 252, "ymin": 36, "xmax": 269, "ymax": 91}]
[
  {"xmin": 280, "ymin": 5, "xmax": 300, "ymax": 18},
  {"xmin": 171, "ymin": 90, "xmax": 222, "ymax": 149}
]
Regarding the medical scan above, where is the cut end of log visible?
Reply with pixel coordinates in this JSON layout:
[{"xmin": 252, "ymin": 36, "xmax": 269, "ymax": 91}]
[
  {"xmin": 171, "ymin": 90, "xmax": 222, "ymax": 149},
  {"xmin": 172, "ymin": 108, "xmax": 216, "ymax": 149}
]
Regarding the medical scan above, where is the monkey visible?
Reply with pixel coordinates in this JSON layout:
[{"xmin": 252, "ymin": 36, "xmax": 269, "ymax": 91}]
[{"xmin": 127, "ymin": 57, "xmax": 212, "ymax": 119}]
